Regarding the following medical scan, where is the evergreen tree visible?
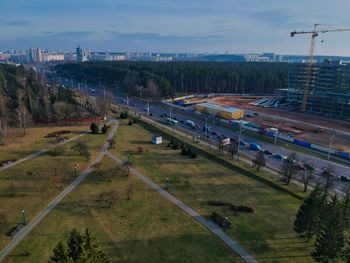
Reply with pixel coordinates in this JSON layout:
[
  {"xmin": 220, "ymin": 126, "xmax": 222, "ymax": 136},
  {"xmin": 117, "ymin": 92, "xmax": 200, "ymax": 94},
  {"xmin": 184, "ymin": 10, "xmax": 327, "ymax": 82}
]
[
  {"xmin": 49, "ymin": 229, "xmax": 110, "ymax": 263},
  {"xmin": 342, "ymin": 192, "xmax": 350, "ymax": 230},
  {"xmin": 312, "ymin": 195, "xmax": 344, "ymax": 263},
  {"xmin": 293, "ymin": 185, "xmax": 324, "ymax": 240}
]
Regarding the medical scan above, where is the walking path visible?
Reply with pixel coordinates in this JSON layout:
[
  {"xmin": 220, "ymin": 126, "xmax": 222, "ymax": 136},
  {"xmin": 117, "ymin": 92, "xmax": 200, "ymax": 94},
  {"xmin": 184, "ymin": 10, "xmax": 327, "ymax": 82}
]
[
  {"xmin": 0, "ymin": 122, "xmax": 118, "ymax": 262},
  {"xmin": 105, "ymin": 150, "xmax": 258, "ymax": 263},
  {"xmin": 0, "ymin": 132, "xmax": 88, "ymax": 173}
]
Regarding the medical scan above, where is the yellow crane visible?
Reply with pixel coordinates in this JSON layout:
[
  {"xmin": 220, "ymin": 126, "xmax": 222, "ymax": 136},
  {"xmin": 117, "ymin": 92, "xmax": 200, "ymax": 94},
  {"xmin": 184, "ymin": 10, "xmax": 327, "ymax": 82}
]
[{"xmin": 290, "ymin": 24, "xmax": 350, "ymax": 112}]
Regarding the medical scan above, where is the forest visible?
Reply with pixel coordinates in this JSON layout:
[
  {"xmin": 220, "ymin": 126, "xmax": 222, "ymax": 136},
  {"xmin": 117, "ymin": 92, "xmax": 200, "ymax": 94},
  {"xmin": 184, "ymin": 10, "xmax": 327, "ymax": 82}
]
[
  {"xmin": 55, "ymin": 61, "xmax": 292, "ymax": 99},
  {"xmin": 0, "ymin": 64, "xmax": 80, "ymax": 144}
]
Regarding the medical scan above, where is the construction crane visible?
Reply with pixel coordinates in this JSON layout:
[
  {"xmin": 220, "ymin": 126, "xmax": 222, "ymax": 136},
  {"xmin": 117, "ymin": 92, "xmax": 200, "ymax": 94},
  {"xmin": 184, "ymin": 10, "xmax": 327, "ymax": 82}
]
[{"xmin": 291, "ymin": 24, "xmax": 350, "ymax": 112}]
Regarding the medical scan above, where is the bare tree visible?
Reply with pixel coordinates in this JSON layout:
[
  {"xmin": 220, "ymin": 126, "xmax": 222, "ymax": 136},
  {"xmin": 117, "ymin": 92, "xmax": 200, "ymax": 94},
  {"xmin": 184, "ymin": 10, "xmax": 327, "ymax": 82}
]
[
  {"xmin": 71, "ymin": 141, "xmax": 90, "ymax": 160},
  {"xmin": 125, "ymin": 184, "xmax": 134, "ymax": 200},
  {"xmin": 321, "ymin": 165, "xmax": 336, "ymax": 193},
  {"xmin": 281, "ymin": 152, "xmax": 298, "ymax": 185},
  {"xmin": 0, "ymin": 92, "xmax": 8, "ymax": 145},
  {"xmin": 302, "ymin": 162, "xmax": 315, "ymax": 192},
  {"xmin": 254, "ymin": 151, "xmax": 266, "ymax": 171}
]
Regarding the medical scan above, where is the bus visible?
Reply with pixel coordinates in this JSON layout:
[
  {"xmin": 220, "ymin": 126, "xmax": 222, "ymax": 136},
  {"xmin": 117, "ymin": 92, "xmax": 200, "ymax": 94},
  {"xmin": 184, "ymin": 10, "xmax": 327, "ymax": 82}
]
[{"xmin": 166, "ymin": 118, "xmax": 179, "ymax": 125}]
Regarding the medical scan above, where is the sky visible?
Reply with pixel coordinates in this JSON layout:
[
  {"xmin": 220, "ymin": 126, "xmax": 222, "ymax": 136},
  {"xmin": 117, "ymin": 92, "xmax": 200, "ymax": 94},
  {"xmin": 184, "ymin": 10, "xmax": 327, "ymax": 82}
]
[{"xmin": 1, "ymin": 0, "xmax": 350, "ymax": 55}]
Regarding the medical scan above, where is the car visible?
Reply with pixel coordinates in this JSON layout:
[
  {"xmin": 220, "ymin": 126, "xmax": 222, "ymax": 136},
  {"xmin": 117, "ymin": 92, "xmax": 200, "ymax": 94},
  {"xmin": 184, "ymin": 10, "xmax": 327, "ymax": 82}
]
[
  {"xmin": 185, "ymin": 120, "xmax": 195, "ymax": 126},
  {"xmin": 264, "ymin": 150, "xmax": 273, "ymax": 155},
  {"xmin": 205, "ymin": 134, "xmax": 211, "ymax": 138},
  {"xmin": 240, "ymin": 140, "xmax": 248, "ymax": 146},
  {"xmin": 340, "ymin": 176, "xmax": 350, "ymax": 182},
  {"xmin": 122, "ymin": 99, "xmax": 127, "ymax": 103},
  {"xmin": 273, "ymin": 154, "xmax": 287, "ymax": 160},
  {"xmin": 211, "ymin": 131, "xmax": 218, "ymax": 136},
  {"xmin": 253, "ymin": 112, "xmax": 259, "ymax": 116},
  {"xmin": 221, "ymin": 134, "xmax": 228, "ymax": 139},
  {"xmin": 149, "ymin": 113, "xmax": 153, "ymax": 116},
  {"xmin": 194, "ymin": 124, "xmax": 200, "ymax": 129},
  {"xmin": 173, "ymin": 117, "xmax": 178, "ymax": 121},
  {"xmin": 164, "ymin": 114, "xmax": 168, "ymax": 117},
  {"xmin": 159, "ymin": 114, "xmax": 164, "ymax": 117},
  {"xmin": 180, "ymin": 120, "xmax": 185, "ymax": 123}
]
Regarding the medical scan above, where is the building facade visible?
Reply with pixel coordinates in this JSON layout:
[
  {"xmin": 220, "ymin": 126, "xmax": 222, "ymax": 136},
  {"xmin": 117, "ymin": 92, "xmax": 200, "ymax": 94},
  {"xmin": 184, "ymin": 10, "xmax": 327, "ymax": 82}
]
[{"xmin": 286, "ymin": 60, "xmax": 350, "ymax": 120}]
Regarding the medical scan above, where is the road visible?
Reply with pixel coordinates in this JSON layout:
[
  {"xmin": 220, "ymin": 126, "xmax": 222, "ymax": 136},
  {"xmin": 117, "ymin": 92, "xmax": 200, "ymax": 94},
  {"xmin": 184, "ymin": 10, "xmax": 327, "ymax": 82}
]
[
  {"xmin": 114, "ymin": 96, "xmax": 350, "ymax": 193},
  {"xmin": 106, "ymin": 150, "xmax": 257, "ymax": 263},
  {"xmin": 0, "ymin": 120, "xmax": 118, "ymax": 262},
  {"xmin": 57, "ymin": 81, "xmax": 350, "ymax": 193}
]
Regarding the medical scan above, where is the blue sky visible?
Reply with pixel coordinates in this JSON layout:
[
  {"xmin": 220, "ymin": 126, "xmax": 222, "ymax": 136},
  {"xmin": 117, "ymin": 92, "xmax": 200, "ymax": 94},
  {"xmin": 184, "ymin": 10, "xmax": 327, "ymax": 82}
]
[{"xmin": 1, "ymin": 0, "xmax": 350, "ymax": 55}]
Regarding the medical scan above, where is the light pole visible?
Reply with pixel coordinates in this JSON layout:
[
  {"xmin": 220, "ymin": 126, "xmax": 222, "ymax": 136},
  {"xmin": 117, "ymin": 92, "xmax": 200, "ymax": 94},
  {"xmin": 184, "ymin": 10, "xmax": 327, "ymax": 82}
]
[
  {"xmin": 204, "ymin": 116, "xmax": 208, "ymax": 139},
  {"xmin": 126, "ymin": 94, "xmax": 129, "ymax": 108},
  {"xmin": 274, "ymin": 128, "xmax": 279, "ymax": 145},
  {"xmin": 22, "ymin": 209, "xmax": 26, "ymax": 225},
  {"xmin": 237, "ymin": 120, "xmax": 243, "ymax": 161},
  {"xmin": 328, "ymin": 134, "xmax": 335, "ymax": 162},
  {"xmin": 73, "ymin": 163, "xmax": 79, "ymax": 176},
  {"xmin": 147, "ymin": 100, "xmax": 150, "ymax": 116}
]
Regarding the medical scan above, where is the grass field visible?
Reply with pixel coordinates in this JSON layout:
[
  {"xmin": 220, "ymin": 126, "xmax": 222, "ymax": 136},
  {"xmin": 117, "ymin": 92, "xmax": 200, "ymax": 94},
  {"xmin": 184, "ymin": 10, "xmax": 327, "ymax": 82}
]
[
  {"xmin": 0, "ymin": 124, "xmax": 89, "ymax": 164},
  {"xmin": 109, "ymin": 118, "xmax": 314, "ymax": 262},
  {"xmin": 4, "ymin": 157, "xmax": 242, "ymax": 263},
  {"xmin": 0, "ymin": 130, "xmax": 108, "ymax": 250}
]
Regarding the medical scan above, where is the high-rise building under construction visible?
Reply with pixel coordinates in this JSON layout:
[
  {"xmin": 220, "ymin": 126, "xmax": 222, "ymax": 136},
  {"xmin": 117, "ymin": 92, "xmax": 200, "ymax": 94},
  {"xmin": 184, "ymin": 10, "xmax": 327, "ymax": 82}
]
[{"xmin": 286, "ymin": 60, "xmax": 350, "ymax": 120}]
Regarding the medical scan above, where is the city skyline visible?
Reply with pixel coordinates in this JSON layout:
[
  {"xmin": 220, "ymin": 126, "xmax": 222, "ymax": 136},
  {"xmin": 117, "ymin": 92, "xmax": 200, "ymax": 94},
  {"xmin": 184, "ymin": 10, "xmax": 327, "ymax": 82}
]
[{"xmin": 1, "ymin": 0, "xmax": 350, "ymax": 55}]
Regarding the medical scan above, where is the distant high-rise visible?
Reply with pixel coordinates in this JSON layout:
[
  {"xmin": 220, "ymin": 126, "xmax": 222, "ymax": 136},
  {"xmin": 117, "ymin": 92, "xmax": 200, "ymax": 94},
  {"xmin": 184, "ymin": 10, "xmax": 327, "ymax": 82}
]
[
  {"xmin": 28, "ymin": 47, "xmax": 42, "ymax": 63},
  {"xmin": 76, "ymin": 45, "xmax": 89, "ymax": 62}
]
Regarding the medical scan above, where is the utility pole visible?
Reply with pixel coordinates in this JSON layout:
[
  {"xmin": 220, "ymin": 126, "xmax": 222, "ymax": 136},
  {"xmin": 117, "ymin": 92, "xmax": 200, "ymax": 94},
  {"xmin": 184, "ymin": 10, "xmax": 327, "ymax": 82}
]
[
  {"xmin": 126, "ymin": 94, "xmax": 129, "ymax": 108},
  {"xmin": 328, "ymin": 134, "xmax": 335, "ymax": 162},
  {"xmin": 22, "ymin": 209, "xmax": 26, "ymax": 225},
  {"xmin": 147, "ymin": 100, "xmax": 150, "ymax": 116},
  {"xmin": 237, "ymin": 120, "xmax": 243, "ymax": 161}
]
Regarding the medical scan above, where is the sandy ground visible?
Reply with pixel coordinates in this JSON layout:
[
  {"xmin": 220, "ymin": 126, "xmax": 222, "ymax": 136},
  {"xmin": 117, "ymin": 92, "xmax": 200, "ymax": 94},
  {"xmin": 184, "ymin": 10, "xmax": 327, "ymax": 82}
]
[{"xmin": 189, "ymin": 96, "xmax": 350, "ymax": 152}]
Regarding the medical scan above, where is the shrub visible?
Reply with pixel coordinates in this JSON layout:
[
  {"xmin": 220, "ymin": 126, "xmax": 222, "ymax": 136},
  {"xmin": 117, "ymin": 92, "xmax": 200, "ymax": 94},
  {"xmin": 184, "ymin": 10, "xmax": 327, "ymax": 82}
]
[
  {"xmin": 190, "ymin": 150, "xmax": 197, "ymax": 159},
  {"xmin": 49, "ymin": 146, "xmax": 64, "ymax": 156},
  {"xmin": 230, "ymin": 205, "xmax": 254, "ymax": 213},
  {"xmin": 101, "ymin": 124, "xmax": 109, "ymax": 134},
  {"xmin": 90, "ymin": 123, "xmax": 99, "ymax": 134},
  {"xmin": 128, "ymin": 120, "xmax": 133, "ymax": 126},
  {"xmin": 137, "ymin": 146, "xmax": 143, "ymax": 153},
  {"xmin": 181, "ymin": 148, "xmax": 188, "ymax": 155}
]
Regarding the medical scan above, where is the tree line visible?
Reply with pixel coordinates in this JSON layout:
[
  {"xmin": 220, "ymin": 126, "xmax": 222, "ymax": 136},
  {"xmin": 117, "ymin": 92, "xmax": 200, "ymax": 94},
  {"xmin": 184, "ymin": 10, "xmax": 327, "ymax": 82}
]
[
  {"xmin": 0, "ymin": 64, "xmax": 80, "ymax": 144},
  {"xmin": 55, "ymin": 61, "xmax": 292, "ymax": 99}
]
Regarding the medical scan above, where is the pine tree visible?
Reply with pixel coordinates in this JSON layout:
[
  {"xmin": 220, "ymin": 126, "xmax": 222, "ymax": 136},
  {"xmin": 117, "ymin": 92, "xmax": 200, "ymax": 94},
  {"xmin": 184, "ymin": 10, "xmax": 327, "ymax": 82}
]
[
  {"xmin": 342, "ymin": 192, "xmax": 350, "ymax": 230},
  {"xmin": 312, "ymin": 195, "xmax": 344, "ymax": 263},
  {"xmin": 49, "ymin": 229, "xmax": 110, "ymax": 263},
  {"xmin": 49, "ymin": 242, "xmax": 70, "ymax": 263},
  {"xmin": 293, "ymin": 185, "xmax": 324, "ymax": 240}
]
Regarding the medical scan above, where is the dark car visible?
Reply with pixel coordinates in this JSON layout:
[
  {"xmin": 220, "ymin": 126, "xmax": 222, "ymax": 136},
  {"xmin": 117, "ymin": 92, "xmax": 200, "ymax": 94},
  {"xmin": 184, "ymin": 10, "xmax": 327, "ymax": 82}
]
[
  {"xmin": 340, "ymin": 176, "xmax": 350, "ymax": 182},
  {"xmin": 205, "ymin": 134, "xmax": 211, "ymax": 138},
  {"xmin": 273, "ymin": 154, "xmax": 286, "ymax": 160},
  {"xmin": 180, "ymin": 120, "xmax": 185, "ymax": 123},
  {"xmin": 211, "ymin": 131, "xmax": 218, "ymax": 135},
  {"xmin": 264, "ymin": 150, "xmax": 273, "ymax": 155},
  {"xmin": 149, "ymin": 113, "xmax": 153, "ymax": 116}
]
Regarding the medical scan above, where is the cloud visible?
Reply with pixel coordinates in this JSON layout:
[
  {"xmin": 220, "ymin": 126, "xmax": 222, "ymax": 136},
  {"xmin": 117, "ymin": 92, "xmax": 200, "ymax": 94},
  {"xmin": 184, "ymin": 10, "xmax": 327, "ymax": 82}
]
[
  {"xmin": 0, "ymin": 20, "xmax": 31, "ymax": 26},
  {"xmin": 248, "ymin": 8, "xmax": 304, "ymax": 28}
]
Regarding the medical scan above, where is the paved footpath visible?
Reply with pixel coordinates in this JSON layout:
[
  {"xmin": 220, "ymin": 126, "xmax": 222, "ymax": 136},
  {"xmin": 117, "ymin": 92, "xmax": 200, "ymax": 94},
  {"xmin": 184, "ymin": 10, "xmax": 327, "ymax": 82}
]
[
  {"xmin": 0, "ymin": 132, "xmax": 88, "ymax": 173},
  {"xmin": 105, "ymin": 150, "xmax": 258, "ymax": 263},
  {"xmin": 0, "ymin": 122, "xmax": 118, "ymax": 262}
]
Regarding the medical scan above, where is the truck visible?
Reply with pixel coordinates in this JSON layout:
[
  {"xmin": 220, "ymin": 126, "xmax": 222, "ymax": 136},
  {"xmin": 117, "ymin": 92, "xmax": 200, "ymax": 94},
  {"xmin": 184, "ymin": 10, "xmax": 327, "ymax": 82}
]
[{"xmin": 249, "ymin": 143, "xmax": 262, "ymax": 151}]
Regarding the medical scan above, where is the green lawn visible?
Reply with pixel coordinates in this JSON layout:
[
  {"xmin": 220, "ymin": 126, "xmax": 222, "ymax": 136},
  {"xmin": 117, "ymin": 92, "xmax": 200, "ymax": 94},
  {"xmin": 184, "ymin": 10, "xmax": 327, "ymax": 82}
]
[
  {"xmin": 109, "ymin": 118, "xmax": 315, "ymax": 262},
  {"xmin": 0, "ymin": 124, "xmax": 89, "ymax": 164},
  {"xmin": 4, "ymin": 157, "xmax": 241, "ymax": 263},
  {"xmin": 0, "ymin": 131, "xmax": 108, "ymax": 250}
]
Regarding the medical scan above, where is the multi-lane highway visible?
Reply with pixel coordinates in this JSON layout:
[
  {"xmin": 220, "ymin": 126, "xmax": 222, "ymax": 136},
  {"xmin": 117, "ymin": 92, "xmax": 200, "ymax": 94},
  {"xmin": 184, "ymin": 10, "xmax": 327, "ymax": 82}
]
[{"xmin": 56, "ymin": 78, "xmax": 350, "ymax": 194}]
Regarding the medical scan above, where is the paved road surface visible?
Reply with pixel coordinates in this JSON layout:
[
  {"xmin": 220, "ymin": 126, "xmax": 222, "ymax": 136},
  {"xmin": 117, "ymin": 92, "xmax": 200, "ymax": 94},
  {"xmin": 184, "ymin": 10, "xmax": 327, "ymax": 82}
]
[
  {"xmin": 0, "ymin": 133, "xmax": 88, "ymax": 173},
  {"xmin": 106, "ymin": 151, "xmax": 258, "ymax": 263},
  {"xmin": 0, "ymin": 122, "xmax": 118, "ymax": 262}
]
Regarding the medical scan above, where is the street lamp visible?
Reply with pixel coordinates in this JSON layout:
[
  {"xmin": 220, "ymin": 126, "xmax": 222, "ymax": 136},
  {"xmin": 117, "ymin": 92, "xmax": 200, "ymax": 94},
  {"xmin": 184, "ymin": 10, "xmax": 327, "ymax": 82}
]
[
  {"xmin": 328, "ymin": 134, "xmax": 335, "ymax": 162},
  {"xmin": 73, "ymin": 163, "xmax": 79, "ymax": 176},
  {"xmin": 22, "ymin": 209, "xmax": 26, "ymax": 225},
  {"xmin": 237, "ymin": 120, "xmax": 244, "ymax": 161}
]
